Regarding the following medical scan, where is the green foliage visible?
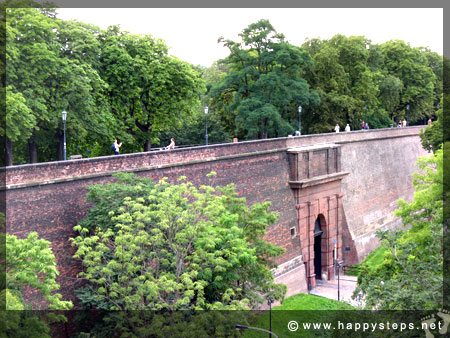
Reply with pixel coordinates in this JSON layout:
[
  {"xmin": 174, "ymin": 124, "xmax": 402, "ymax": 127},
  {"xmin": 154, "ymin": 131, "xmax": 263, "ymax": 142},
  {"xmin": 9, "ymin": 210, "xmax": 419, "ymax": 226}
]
[
  {"xmin": 357, "ymin": 245, "xmax": 387, "ymax": 275},
  {"xmin": 6, "ymin": 232, "xmax": 73, "ymax": 310},
  {"xmin": 244, "ymin": 295, "xmax": 354, "ymax": 338},
  {"xmin": 72, "ymin": 173, "xmax": 286, "ymax": 311},
  {"xmin": 380, "ymin": 40, "xmax": 437, "ymax": 123},
  {"xmin": 4, "ymin": 9, "xmax": 443, "ymax": 163},
  {"xmin": 5, "ymin": 7, "xmax": 111, "ymax": 163},
  {"xmin": 364, "ymin": 108, "xmax": 395, "ymax": 129},
  {"xmin": 73, "ymin": 310, "xmax": 250, "ymax": 338},
  {"xmin": 378, "ymin": 75, "xmax": 403, "ymax": 113},
  {"xmin": 98, "ymin": 26, "xmax": 205, "ymax": 151},
  {"xmin": 420, "ymin": 96, "xmax": 443, "ymax": 152},
  {"xmin": 158, "ymin": 106, "xmax": 232, "ymax": 147},
  {"xmin": 212, "ymin": 19, "xmax": 319, "ymax": 139},
  {"xmin": 273, "ymin": 294, "xmax": 355, "ymax": 310},
  {"xmin": 302, "ymin": 35, "xmax": 378, "ymax": 133},
  {"xmin": 354, "ymin": 148, "xmax": 443, "ymax": 310},
  {"xmin": 0, "ymin": 222, "xmax": 72, "ymax": 338},
  {"xmin": 78, "ymin": 172, "xmax": 157, "ymax": 232},
  {"xmin": 0, "ymin": 305, "xmax": 52, "ymax": 338},
  {"xmin": 3, "ymin": 86, "xmax": 35, "ymax": 142}
]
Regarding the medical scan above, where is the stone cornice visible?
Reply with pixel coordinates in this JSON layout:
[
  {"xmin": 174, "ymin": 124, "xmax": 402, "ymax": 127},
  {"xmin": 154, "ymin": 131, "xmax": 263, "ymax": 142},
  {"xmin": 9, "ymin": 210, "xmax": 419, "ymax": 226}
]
[{"xmin": 289, "ymin": 171, "xmax": 350, "ymax": 189}]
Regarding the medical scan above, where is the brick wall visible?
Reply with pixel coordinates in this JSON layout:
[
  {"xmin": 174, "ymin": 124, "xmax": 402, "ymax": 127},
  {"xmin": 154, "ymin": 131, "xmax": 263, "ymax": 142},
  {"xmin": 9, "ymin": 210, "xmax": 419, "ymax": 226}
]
[{"xmin": 4, "ymin": 126, "xmax": 427, "ymax": 305}]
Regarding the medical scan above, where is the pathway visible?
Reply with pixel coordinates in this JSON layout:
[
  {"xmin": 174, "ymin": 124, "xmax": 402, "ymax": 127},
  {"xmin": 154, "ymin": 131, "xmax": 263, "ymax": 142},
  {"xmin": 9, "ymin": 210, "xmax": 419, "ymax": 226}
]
[{"xmin": 309, "ymin": 274, "xmax": 362, "ymax": 307}]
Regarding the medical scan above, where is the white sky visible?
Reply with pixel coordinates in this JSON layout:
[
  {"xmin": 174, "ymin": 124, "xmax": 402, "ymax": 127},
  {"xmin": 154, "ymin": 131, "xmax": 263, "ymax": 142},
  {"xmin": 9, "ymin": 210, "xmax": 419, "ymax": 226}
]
[{"xmin": 56, "ymin": 8, "xmax": 443, "ymax": 67}]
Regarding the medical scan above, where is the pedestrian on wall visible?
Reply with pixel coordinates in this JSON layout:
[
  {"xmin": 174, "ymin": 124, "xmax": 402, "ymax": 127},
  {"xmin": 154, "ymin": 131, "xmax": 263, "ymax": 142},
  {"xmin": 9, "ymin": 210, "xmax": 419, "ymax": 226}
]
[
  {"xmin": 334, "ymin": 124, "xmax": 340, "ymax": 133},
  {"xmin": 361, "ymin": 121, "xmax": 365, "ymax": 130},
  {"xmin": 112, "ymin": 139, "xmax": 122, "ymax": 155},
  {"xmin": 345, "ymin": 124, "xmax": 351, "ymax": 132},
  {"xmin": 402, "ymin": 119, "xmax": 407, "ymax": 127},
  {"xmin": 364, "ymin": 122, "xmax": 369, "ymax": 130},
  {"xmin": 397, "ymin": 121, "xmax": 402, "ymax": 128},
  {"xmin": 428, "ymin": 118, "xmax": 432, "ymax": 126},
  {"xmin": 164, "ymin": 137, "xmax": 175, "ymax": 150}
]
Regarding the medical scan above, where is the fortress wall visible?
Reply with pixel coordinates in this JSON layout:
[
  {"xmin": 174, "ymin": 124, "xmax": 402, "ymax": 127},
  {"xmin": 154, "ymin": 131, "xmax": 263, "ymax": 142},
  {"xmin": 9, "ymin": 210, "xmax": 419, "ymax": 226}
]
[
  {"xmin": 4, "ymin": 126, "xmax": 427, "ymax": 304},
  {"xmin": 5, "ymin": 149, "xmax": 300, "ymax": 304},
  {"xmin": 337, "ymin": 130, "xmax": 429, "ymax": 262}
]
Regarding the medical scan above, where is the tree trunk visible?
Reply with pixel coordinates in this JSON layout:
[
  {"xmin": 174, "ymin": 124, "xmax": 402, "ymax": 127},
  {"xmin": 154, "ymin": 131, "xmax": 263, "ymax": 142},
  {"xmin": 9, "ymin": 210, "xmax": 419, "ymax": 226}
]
[
  {"xmin": 28, "ymin": 138, "xmax": 37, "ymax": 164},
  {"xmin": 144, "ymin": 138, "xmax": 151, "ymax": 152},
  {"xmin": 6, "ymin": 137, "xmax": 13, "ymax": 166}
]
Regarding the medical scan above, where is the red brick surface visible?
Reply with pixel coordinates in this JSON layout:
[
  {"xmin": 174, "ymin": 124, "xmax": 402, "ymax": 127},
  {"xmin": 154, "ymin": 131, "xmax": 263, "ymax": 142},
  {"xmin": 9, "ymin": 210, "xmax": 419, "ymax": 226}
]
[{"xmin": 4, "ymin": 126, "xmax": 427, "ymax": 306}]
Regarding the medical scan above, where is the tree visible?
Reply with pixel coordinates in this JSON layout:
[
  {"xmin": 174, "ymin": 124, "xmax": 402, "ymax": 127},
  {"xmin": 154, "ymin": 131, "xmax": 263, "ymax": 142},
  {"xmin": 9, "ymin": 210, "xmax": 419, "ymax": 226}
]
[
  {"xmin": 5, "ymin": 7, "xmax": 110, "ymax": 164},
  {"xmin": 3, "ymin": 87, "xmax": 35, "ymax": 166},
  {"xmin": 98, "ymin": 26, "xmax": 205, "ymax": 152},
  {"xmin": 212, "ymin": 19, "xmax": 319, "ymax": 139},
  {"xmin": 0, "ymin": 214, "xmax": 72, "ymax": 336},
  {"xmin": 302, "ymin": 35, "xmax": 381, "ymax": 132},
  {"xmin": 71, "ymin": 173, "xmax": 286, "ymax": 311},
  {"xmin": 6, "ymin": 232, "xmax": 73, "ymax": 310},
  {"xmin": 354, "ymin": 147, "xmax": 443, "ymax": 310},
  {"xmin": 380, "ymin": 40, "xmax": 436, "ymax": 124},
  {"xmin": 420, "ymin": 96, "xmax": 443, "ymax": 153},
  {"xmin": 378, "ymin": 75, "xmax": 403, "ymax": 113}
]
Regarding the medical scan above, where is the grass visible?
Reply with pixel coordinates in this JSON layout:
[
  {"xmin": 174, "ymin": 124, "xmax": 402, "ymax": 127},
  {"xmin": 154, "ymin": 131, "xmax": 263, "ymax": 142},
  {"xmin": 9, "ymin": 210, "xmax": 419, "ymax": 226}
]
[
  {"xmin": 272, "ymin": 293, "xmax": 355, "ymax": 311},
  {"xmin": 242, "ymin": 294, "xmax": 355, "ymax": 338},
  {"xmin": 345, "ymin": 245, "xmax": 387, "ymax": 276}
]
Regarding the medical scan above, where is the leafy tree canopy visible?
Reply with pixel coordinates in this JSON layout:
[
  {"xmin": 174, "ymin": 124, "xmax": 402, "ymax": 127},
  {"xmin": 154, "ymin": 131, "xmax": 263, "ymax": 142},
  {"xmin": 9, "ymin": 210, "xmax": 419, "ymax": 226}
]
[
  {"xmin": 98, "ymin": 26, "xmax": 205, "ymax": 151},
  {"xmin": 211, "ymin": 19, "xmax": 319, "ymax": 139},
  {"xmin": 6, "ymin": 232, "xmax": 73, "ymax": 310},
  {"xmin": 72, "ymin": 173, "xmax": 286, "ymax": 311},
  {"xmin": 420, "ymin": 95, "xmax": 444, "ymax": 153},
  {"xmin": 380, "ymin": 39, "xmax": 437, "ymax": 123}
]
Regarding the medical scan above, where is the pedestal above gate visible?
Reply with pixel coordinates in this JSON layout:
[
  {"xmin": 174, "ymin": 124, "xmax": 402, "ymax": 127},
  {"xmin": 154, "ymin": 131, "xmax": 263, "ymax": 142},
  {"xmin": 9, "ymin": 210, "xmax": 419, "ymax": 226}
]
[{"xmin": 287, "ymin": 143, "xmax": 348, "ymax": 185}]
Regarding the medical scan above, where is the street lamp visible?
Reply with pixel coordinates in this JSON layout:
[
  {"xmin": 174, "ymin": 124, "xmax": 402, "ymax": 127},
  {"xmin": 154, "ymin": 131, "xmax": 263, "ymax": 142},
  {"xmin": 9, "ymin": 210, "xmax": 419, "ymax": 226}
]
[
  {"xmin": 335, "ymin": 260, "xmax": 342, "ymax": 301},
  {"xmin": 61, "ymin": 110, "xmax": 67, "ymax": 161},
  {"xmin": 267, "ymin": 297, "xmax": 274, "ymax": 338},
  {"xmin": 298, "ymin": 105, "xmax": 302, "ymax": 135},
  {"xmin": 406, "ymin": 104, "xmax": 410, "ymax": 126},
  {"xmin": 236, "ymin": 325, "xmax": 279, "ymax": 338},
  {"xmin": 204, "ymin": 106, "xmax": 208, "ymax": 145}
]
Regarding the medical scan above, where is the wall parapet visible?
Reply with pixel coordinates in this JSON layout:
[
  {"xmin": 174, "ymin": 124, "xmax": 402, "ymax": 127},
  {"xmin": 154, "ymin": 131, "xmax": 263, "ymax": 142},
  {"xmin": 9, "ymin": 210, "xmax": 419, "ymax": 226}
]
[{"xmin": 3, "ymin": 126, "xmax": 424, "ymax": 187}]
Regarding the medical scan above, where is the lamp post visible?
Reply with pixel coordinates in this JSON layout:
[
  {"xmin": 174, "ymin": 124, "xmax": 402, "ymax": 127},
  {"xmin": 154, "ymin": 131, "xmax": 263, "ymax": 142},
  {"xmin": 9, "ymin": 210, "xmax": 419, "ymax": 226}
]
[
  {"xmin": 334, "ymin": 239, "xmax": 341, "ymax": 301},
  {"xmin": 204, "ymin": 106, "xmax": 208, "ymax": 145},
  {"xmin": 61, "ymin": 110, "xmax": 67, "ymax": 161},
  {"xmin": 236, "ymin": 325, "xmax": 279, "ymax": 338},
  {"xmin": 298, "ymin": 105, "xmax": 302, "ymax": 135},
  {"xmin": 267, "ymin": 297, "xmax": 274, "ymax": 338},
  {"xmin": 364, "ymin": 104, "xmax": 367, "ymax": 122},
  {"xmin": 406, "ymin": 104, "xmax": 410, "ymax": 126},
  {"xmin": 336, "ymin": 261, "xmax": 342, "ymax": 301}
]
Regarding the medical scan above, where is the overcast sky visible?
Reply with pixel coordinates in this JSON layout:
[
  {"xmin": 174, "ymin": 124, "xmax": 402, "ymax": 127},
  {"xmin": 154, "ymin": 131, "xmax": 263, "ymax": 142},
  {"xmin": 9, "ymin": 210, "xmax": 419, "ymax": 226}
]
[{"xmin": 56, "ymin": 8, "xmax": 443, "ymax": 67}]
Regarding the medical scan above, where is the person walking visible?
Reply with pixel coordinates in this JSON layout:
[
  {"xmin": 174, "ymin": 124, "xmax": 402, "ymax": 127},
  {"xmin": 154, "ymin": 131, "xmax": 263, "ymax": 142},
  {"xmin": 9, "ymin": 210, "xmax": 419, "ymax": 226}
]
[
  {"xmin": 364, "ymin": 122, "xmax": 369, "ymax": 130},
  {"xmin": 334, "ymin": 124, "xmax": 340, "ymax": 133},
  {"xmin": 402, "ymin": 119, "xmax": 407, "ymax": 127},
  {"xmin": 428, "ymin": 118, "xmax": 432, "ymax": 126},
  {"xmin": 164, "ymin": 138, "xmax": 175, "ymax": 150},
  {"xmin": 345, "ymin": 124, "xmax": 351, "ymax": 132},
  {"xmin": 112, "ymin": 139, "xmax": 122, "ymax": 155},
  {"xmin": 361, "ymin": 121, "xmax": 365, "ymax": 130}
]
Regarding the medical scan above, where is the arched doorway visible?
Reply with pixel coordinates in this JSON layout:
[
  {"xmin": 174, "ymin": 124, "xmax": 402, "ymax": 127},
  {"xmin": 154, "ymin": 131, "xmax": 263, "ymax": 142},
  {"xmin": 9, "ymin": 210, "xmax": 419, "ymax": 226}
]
[{"xmin": 314, "ymin": 216, "xmax": 324, "ymax": 280}]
